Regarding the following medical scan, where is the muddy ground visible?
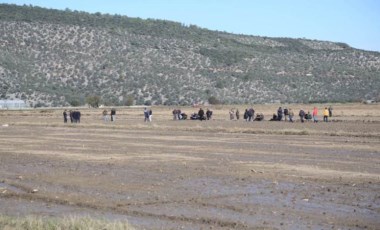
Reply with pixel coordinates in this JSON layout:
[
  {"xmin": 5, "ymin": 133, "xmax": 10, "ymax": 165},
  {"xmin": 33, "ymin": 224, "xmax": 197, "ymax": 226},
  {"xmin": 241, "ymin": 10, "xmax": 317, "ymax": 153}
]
[{"xmin": 0, "ymin": 104, "xmax": 379, "ymax": 229}]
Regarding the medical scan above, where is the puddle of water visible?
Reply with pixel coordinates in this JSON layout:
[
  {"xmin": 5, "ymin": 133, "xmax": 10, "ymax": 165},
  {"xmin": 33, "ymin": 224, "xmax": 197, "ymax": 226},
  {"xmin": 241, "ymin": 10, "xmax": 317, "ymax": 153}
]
[{"xmin": 0, "ymin": 182, "xmax": 25, "ymax": 193}]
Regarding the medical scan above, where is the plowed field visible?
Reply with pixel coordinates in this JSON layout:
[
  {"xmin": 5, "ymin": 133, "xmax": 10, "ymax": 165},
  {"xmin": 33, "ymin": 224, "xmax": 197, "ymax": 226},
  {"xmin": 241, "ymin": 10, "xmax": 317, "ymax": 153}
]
[{"xmin": 1, "ymin": 103, "xmax": 379, "ymax": 229}]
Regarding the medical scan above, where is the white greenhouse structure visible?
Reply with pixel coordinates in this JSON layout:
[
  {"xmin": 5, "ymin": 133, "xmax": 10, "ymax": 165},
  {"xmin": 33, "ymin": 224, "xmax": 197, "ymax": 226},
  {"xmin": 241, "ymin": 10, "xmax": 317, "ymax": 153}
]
[{"xmin": 0, "ymin": 99, "xmax": 29, "ymax": 109}]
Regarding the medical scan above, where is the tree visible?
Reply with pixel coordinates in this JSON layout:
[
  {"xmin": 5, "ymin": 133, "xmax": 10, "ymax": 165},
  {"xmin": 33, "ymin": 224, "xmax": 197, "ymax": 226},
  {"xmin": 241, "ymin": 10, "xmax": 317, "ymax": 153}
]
[{"xmin": 86, "ymin": 95, "xmax": 100, "ymax": 108}]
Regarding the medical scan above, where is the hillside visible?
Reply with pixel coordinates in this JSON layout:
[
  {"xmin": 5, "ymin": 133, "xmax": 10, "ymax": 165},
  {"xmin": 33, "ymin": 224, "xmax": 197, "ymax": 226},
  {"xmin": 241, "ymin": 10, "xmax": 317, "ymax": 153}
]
[{"xmin": 0, "ymin": 4, "xmax": 379, "ymax": 107}]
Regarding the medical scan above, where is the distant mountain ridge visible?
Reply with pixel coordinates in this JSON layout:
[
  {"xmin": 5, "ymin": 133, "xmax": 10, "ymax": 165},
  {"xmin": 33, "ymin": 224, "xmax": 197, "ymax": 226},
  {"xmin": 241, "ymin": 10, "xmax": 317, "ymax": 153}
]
[{"xmin": 0, "ymin": 4, "xmax": 379, "ymax": 107}]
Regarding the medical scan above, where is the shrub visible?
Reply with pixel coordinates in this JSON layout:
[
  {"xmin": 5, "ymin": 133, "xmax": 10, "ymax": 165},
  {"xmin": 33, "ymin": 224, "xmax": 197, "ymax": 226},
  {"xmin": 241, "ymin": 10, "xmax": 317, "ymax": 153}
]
[
  {"xmin": 69, "ymin": 99, "xmax": 81, "ymax": 107},
  {"xmin": 85, "ymin": 95, "xmax": 101, "ymax": 108},
  {"xmin": 124, "ymin": 95, "xmax": 134, "ymax": 106},
  {"xmin": 208, "ymin": 96, "xmax": 220, "ymax": 105}
]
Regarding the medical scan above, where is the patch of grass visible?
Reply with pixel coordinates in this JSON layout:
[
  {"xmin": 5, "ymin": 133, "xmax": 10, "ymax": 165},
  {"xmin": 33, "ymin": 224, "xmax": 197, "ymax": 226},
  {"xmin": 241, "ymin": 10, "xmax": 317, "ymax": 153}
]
[
  {"xmin": 0, "ymin": 215, "xmax": 135, "ymax": 230},
  {"xmin": 282, "ymin": 129, "xmax": 310, "ymax": 135}
]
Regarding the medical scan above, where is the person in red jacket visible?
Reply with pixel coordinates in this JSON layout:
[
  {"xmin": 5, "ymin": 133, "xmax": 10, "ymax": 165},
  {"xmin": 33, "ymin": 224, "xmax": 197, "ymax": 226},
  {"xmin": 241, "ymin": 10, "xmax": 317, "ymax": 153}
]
[{"xmin": 312, "ymin": 107, "xmax": 318, "ymax": 123}]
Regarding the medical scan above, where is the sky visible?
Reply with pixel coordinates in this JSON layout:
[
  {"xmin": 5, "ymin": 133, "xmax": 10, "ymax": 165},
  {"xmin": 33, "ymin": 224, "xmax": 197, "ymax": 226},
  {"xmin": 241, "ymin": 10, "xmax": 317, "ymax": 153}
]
[{"xmin": 1, "ymin": 0, "xmax": 380, "ymax": 52}]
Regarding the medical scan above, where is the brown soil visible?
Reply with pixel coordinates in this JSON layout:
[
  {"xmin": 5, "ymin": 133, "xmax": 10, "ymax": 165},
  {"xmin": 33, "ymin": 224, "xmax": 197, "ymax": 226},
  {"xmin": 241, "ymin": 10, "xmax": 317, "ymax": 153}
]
[{"xmin": 1, "ymin": 104, "xmax": 379, "ymax": 229}]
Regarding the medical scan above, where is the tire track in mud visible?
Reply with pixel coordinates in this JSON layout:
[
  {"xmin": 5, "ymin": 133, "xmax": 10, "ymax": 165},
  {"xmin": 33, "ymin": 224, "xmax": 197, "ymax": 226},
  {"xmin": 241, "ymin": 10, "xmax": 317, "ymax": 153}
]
[
  {"xmin": 116, "ymin": 193, "xmax": 251, "ymax": 214},
  {"xmin": 0, "ymin": 184, "xmax": 252, "ymax": 229}
]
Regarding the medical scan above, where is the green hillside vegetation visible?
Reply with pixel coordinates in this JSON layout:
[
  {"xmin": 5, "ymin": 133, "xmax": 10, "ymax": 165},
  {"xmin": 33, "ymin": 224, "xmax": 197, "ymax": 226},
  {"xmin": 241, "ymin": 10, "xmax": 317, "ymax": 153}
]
[{"xmin": 0, "ymin": 4, "xmax": 379, "ymax": 107}]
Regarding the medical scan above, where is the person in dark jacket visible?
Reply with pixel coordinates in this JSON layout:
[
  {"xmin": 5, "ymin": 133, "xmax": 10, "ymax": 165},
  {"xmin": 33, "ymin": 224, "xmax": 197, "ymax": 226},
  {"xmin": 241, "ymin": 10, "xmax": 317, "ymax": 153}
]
[
  {"xmin": 77, "ymin": 110, "xmax": 81, "ymax": 123},
  {"xmin": 299, "ymin": 109, "xmax": 305, "ymax": 123},
  {"xmin": 244, "ymin": 109, "xmax": 248, "ymax": 121},
  {"xmin": 144, "ymin": 108, "xmax": 149, "ymax": 122},
  {"xmin": 247, "ymin": 108, "xmax": 254, "ymax": 122},
  {"xmin": 198, "ymin": 108, "xmax": 205, "ymax": 121},
  {"xmin": 277, "ymin": 107, "xmax": 283, "ymax": 121},
  {"xmin": 270, "ymin": 113, "xmax": 278, "ymax": 121},
  {"xmin": 236, "ymin": 109, "xmax": 240, "ymax": 120},
  {"xmin": 328, "ymin": 106, "xmax": 333, "ymax": 117},
  {"xmin": 111, "ymin": 108, "xmax": 116, "ymax": 122},
  {"xmin": 63, "ymin": 110, "xmax": 68, "ymax": 123},
  {"xmin": 69, "ymin": 110, "xmax": 73, "ymax": 123},
  {"xmin": 206, "ymin": 109, "xmax": 213, "ymax": 120}
]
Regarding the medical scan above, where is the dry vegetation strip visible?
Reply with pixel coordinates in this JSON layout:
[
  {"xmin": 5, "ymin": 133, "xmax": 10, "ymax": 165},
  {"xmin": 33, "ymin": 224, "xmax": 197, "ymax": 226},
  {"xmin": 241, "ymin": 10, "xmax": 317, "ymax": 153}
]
[{"xmin": 0, "ymin": 215, "xmax": 135, "ymax": 230}]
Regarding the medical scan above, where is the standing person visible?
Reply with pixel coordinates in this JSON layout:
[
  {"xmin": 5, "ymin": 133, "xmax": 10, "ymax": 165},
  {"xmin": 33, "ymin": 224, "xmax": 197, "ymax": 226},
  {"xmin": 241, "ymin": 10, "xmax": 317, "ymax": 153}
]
[
  {"xmin": 73, "ymin": 110, "xmax": 78, "ymax": 123},
  {"xmin": 328, "ymin": 106, "xmax": 333, "ymax": 117},
  {"xmin": 72, "ymin": 110, "xmax": 80, "ymax": 123},
  {"xmin": 177, "ymin": 109, "xmax": 182, "ymax": 120},
  {"xmin": 244, "ymin": 109, "xmax": 248, "ymax": 121},
  {"xmin": 323, "ymin": 107, "xmax": 329, "ymax": 122},
  {"xmin": 69, "ymin": 110, "xmax": 73, "ymax": 123},
  {"xmin": 149, "ymin": 109, "xmax": 153, "ymax": 122},
  {"xmin": 277, "ymin": 107, "xmax": 283, "ymax": 121},
  {"xmin": 299, "ymin": 109, "xmax": 305, "ymax": 123},
  {"xmin": 288, "ymin": 108, "xmax": 294, "ymax": 122},
  {"xmin": 206, "ymin": 108, "xmax": 212, "ymax": 120},
  {"xmin": 229, "ymin": 109, "xmax": 235, "ymax": 120},
  {"xmin": 236, "ymin": 109, "xmax": 240, "ymax": 120},
  {"xmin": 248, "ymin": 108, "xmax": 255, "ymax": 122},
  {"xmin": 172, "ymin": 109, "xmax": 177, "ymax": 120},
  {"xmin": 144, "ymin": 108, "xmax": 149, "ymax": 122},
  {"xmin": 283, "ymin": 107, "xmax": 289, "ymax": 121},
  {"xmin": 246, "ymin": 108, "xmax": 252, "ymax": 121},
  {"xmin": 111, "ymin": 108, "xmax": 116, "ymax": 122},
  {"xmin": 77, "ymin": 110, "xmax": 81, "ymax": 123},
  {"xmin": 198, "ymin": 108, "xmax": 205, "ymax": 121},
  {"xmin": 312, "ymin": 107, "xmax": 318, "ymax": 123},
  {"xmin": 102, "ymin": 109, "xmax": 109, "ymax": 122},
  {"xmin": 63, "ymin": 110, "xmax": 68, "ymax": 123}
]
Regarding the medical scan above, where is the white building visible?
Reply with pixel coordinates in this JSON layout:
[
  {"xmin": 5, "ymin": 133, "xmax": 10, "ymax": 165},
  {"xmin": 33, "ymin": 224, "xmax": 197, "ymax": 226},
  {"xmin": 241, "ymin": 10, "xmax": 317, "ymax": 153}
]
[{"xmin": 0, "ymin": 99, "xmax": 28, "ymax": 109}]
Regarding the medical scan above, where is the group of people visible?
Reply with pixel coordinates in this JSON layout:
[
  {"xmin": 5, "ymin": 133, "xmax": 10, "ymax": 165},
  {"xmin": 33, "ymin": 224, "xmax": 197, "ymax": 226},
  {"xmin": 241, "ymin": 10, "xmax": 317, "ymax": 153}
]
[
  {"xmin": 191, "ymin": 108, "xmax": 213, "ymax": 121},
  {"xmin": 270, "ymin": 107, "xmax": 295, "ymax": 122},
  {"xmin": 245, "ymin": 109, "xmax": 264, "ymax": 121},
  {"xmin": 102, "ymin": 108, "xmax": 116, "ymax": 122},
  {"xmin": 172, "ymin": 109, "xmax": 186, "ymax": 120},
  {"xmin": 63, "ymin": 106, "xmax": 334, "ymax": 124},
  {"xmin": 229, "ymin": 108, "xmax": 240, "ymax": 120},
  {"xmin": 270, "ymin": 106, "xmax": 333, "ymax": 123},
  {"xmin": 63, "ymin": 110, "xmax": 81, "ymax": 123},
  {"xmin": 173, "ymin": 108, "xmax": 213, "ymax": 121},
  {"xmin": 228, "ymin": 108, "xmax": 264, "ymax": 122}
]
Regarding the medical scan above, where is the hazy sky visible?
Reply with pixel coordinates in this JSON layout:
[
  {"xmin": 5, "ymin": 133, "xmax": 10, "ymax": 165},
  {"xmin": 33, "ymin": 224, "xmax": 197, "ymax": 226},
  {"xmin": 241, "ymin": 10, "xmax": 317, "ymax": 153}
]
[{"xmin": 2, "ymin": 0, "xmax": 380, "ymax": 52}]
